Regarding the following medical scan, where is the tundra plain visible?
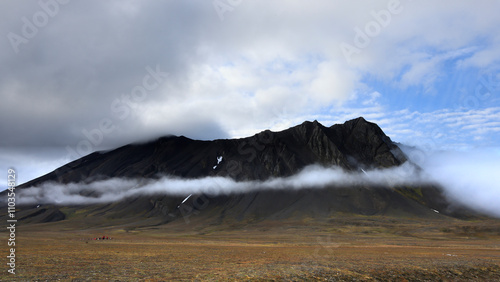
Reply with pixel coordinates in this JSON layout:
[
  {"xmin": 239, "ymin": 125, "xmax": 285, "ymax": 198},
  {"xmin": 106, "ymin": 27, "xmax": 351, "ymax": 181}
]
[{"xmin": 2, "ymin": 216, "xmax": 500, "ymax": 281}]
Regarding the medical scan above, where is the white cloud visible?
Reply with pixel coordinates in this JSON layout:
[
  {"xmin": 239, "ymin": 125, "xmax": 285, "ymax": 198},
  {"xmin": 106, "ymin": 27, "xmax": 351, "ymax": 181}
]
[
  {"xmin": 362, "ymin": 91, "xmax": 381, "ymax": 106},
  {"xmin": 1, "ymin": 1, "xmax": 500, "ymax": 186},
  {"xmin": 406, "ymin": 147, "xmax": 500, "ymax": 217},
  {"xmin": 2, "ymin": 1, "xmax": 500, "ymax": 147},
  {"xmin": 16, "ymin": 151, "xmax": 500, "ymax": 218},
  {"xmin": 308, "ymin": 61, "xmax": 357, "ymax": 104},
  {"xmin": 16, "ymin": 163, "xmax": 425, "ymax": 206}
]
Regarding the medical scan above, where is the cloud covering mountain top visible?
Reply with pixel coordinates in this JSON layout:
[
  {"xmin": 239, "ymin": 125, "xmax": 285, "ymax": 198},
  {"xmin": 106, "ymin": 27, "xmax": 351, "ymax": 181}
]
[{"xmin": 1, "ymin": 1, "xmax": 499, "ymax": 185}]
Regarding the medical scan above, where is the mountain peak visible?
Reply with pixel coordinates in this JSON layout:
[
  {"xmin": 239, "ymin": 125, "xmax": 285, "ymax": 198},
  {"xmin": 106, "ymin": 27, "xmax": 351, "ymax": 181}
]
[
  {"xmin": 8, "ymin": 117, "xmax": 467, "ymax": 226},
  {"xmin": 340, "ymin": 116, "xmax": 370, "ymax": 128},
  {"xmin": 340, "ymin": 117, "xmax": 385, "ymax": 136},
  {"xmin": 18, "ymin": 118, "xmax": 406, "ymax": 186},
  {"xmin": 352, "ymin": 116, "xmax": 367, "ymax": 122},
  {"xmin": 298, "ymin": 119, "xmax": 323, "ymax": 128},
  {"xmin": 10, "ymin": 117, "xmax": 472, "ymax": 225}
]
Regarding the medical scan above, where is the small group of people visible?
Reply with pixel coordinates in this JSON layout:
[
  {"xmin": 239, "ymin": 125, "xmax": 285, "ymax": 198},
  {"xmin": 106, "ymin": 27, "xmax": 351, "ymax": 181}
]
[{"xmin": 93, "ymin": 236, "xmax": 111, "ymax": 240}]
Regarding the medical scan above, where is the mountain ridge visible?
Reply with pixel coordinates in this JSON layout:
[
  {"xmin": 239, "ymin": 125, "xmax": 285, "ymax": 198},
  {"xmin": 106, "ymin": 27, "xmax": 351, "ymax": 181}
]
[
  {"xmin": 18, "ymin": 117, "xmax": 404, "ymax": 187},
  {"xmin": 2, "ymin": 117, "xmax": 477, "ymax": 226}
]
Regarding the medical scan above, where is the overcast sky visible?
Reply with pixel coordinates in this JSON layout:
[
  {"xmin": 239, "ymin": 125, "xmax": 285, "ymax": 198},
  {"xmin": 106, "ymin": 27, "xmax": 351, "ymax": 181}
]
[{"xmin": 1, "ymin": 0, "xmax": 500, "ymax": 185}]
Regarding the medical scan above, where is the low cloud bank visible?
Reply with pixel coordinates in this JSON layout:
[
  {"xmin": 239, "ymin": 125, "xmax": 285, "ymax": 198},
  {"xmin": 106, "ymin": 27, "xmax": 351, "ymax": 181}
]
[
  {"xmin": 405, "ymin": 147, "xmax": 500, "ymax": 218},
  {"xmin": 16, "ymin": 147, "xmax": 500, "ymax": 218},
  {"xmin": 17, "ymin": 162, "xmax": 426, "ymax": 206}
]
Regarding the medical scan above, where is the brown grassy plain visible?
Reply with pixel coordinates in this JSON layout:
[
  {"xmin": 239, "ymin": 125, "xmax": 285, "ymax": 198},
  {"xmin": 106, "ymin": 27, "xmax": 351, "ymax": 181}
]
[{"xmin": 2, "ymin": 216, "xmax": 500, "ymax": 281}]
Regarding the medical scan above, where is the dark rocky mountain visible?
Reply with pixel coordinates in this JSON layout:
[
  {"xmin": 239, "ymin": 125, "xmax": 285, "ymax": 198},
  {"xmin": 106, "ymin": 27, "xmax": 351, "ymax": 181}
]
[
  {"xmin": 3, "ymin": 117, "xmax": 472, "ymax": 226},
  {"xmin": 21, "ymin": 117, "xmax": 405, "ymax": 185}
]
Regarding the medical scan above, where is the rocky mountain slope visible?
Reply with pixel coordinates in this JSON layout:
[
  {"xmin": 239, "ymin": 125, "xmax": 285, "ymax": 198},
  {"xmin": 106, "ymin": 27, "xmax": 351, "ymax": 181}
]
[
  {"xmin": 20, "ymin": 117, "xmax": 405, "ymax": 184},
  {"xmin": 3, "ymin": 117, "xmax": 470, "ymax": 226}
]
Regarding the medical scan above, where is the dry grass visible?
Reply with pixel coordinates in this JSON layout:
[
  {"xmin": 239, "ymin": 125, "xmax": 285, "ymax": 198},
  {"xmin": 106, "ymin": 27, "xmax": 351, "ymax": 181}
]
[{"xmin": 2, "ymin": 217, "xmax": 500, "ymax": 281}]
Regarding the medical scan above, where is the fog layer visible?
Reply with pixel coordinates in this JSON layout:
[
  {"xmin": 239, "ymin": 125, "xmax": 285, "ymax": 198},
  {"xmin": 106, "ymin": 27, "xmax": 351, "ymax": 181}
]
[
  {"xmin": 16, "ymin": 148, "xmax": 500, "ymax": 218},
  {"xmin": 17, "ymin": 162, "xmax": 425, "ymax": 205}
]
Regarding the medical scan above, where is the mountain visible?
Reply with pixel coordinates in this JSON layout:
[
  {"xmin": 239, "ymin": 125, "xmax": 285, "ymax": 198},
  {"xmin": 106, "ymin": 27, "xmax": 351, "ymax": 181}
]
[
  {"xmin": 21, "ymin": 117, "xmax": 405, "ymax": 184},
  {"xmin": 2, "ymin": 117, "xmax": 471, "ymax": 226}
]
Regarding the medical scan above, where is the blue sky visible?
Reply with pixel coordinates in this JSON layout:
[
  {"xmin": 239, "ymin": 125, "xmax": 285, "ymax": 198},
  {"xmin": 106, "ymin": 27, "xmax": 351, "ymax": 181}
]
[
  {"xmin": 0, "ymin": 0, "xmax": 499, "ymax": 185},
  {"xmin": 337, "ymin": 62, "xmax": 500, "ymax": 150}
]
